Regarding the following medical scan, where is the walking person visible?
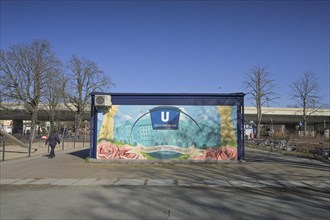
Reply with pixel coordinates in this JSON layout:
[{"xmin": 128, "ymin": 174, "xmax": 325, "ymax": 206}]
[{"xmin": 45, "ymin": 131, "xmax": 60, "ymax": 158}]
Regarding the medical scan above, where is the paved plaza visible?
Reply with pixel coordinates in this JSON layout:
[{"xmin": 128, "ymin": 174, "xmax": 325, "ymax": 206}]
[
  {"xmin": 1, "ymin": 146, "xmax": 329, "ymax": 220},
  {"xmin": 1, "ymin": 146, "xmax": 330, "ymax": 188}
]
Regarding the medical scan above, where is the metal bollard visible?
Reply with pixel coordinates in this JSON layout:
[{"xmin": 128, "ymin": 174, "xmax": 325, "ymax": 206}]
[
  {"xmin": 1, "ymin": 135, "xmax": 5, "ymax": 161},
  {"xmin": 62, "ymin": 129, "xmax": 65, "ymax": 151},
  {"xmin": 62, "ymin": 135, "xmax": 64, "ymax": 151}
]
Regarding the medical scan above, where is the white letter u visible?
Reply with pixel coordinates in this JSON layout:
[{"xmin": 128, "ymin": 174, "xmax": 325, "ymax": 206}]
[{"xmin": 161, "ymin": 112, "xmax": 169, "ymax": 122}]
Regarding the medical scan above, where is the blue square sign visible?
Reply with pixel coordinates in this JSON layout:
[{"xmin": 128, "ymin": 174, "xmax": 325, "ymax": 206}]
[{"xmin": 150, "ymin": 107, "xmax": 181, "ymax": 130}]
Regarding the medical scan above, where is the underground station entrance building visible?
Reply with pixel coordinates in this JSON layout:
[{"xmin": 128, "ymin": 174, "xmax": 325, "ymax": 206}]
[{"xmin": 89, "ymin": 93, "xmax": 245, "ymax": 162}]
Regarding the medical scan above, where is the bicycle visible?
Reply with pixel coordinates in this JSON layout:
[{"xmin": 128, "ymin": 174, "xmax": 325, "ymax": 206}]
[{"xmin": 312, "ymin": 146, "xmax": 330, "ymax": 161}]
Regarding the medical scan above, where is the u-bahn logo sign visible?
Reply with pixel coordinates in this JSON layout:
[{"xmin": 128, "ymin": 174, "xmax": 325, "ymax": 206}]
[{"xmin": 150, "ymin": 107, "xmax": 181, "ymax": 130}]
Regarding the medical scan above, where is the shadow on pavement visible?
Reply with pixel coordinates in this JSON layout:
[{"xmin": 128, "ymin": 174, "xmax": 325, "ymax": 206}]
[
  {"xmin": 0, "ymin": 150, "xmax": 27, "ymax": 154},
  {"xmin": 245, "ymin": 148, "xmax": 330, "ymax": 171},
  {"xmin": 68, "ymin": 148, "xmax": 90, "ymax": 159}
]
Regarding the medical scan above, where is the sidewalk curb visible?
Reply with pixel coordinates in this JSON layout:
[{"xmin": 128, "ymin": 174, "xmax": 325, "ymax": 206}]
[{"xmin": 1, "ymin": 178, "xmax": 329, "ymax": 189}]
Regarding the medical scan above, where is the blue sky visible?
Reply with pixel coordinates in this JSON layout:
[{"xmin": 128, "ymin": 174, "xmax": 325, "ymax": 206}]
[{"xmin": 1, "ymin": 0, "xmax": 329, "ymax": 107}]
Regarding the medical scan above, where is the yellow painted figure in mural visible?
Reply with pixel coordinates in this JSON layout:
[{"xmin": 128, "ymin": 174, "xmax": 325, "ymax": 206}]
[
  {"xmin": 98, "ymin": 105, "xmax": 118, "ymax": 141},
  {"xmin": 217, "ymin": 106, "xmax": 237, "ymax": 146}
]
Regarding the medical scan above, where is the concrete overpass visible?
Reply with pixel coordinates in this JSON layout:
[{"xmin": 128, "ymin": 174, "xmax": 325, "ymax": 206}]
[
  {"xmin": 0, "ymin": 103, "xmax": 329, "ymax": 129},
  {"xmin": 0, "ymin": 103, "xmax": 90, "ymax": 121},
  {"xmin": 244, "ymin": 107, "xmax": 330, "ymax": 125},
  {"xmin": 244, "ymin": 107, "xmax": 330, "ymax": 135}
]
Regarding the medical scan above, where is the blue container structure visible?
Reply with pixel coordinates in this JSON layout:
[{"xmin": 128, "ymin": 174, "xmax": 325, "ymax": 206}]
[{"xmin": 90, "ymin": 93, "xmax": 245, "ymax": 162}]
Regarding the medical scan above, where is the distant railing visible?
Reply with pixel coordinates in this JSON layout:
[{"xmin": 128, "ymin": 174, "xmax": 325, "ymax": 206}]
[{"xmin": 0, "ymin": 132, "xmax": 90, "ymax": 161}]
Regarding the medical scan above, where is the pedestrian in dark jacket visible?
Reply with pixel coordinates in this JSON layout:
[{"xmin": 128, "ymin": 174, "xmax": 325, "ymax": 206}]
[{"xmin": 45, "ymin": 132, "xmax": 60, "ymax": 158}]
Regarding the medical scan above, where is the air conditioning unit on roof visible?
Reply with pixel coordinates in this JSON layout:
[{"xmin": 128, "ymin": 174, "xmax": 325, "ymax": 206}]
[{"xmin": 95, "ymin": 95, "xmax": 112, "ymax": 107}]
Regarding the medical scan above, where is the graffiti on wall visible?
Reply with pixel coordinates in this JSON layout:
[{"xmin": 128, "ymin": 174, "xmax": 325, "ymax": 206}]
[{"xmin": 96, "ymin": 105, "xmax": 238, "ymax": 160}]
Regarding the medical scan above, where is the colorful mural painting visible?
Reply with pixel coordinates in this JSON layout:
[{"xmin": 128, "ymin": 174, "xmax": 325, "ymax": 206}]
[
  {"xmin": 95, "ymin": 104, "xmax": 239, "ymax": 161},
  {"xmin": 89, "ymin": 93, "xmax": 245, "ymax": 161}
]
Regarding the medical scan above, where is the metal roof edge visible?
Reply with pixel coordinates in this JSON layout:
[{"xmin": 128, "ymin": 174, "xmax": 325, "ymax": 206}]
[{"xmin": 90, "ymin": 92, "xmax": 246, "ymax": 97}]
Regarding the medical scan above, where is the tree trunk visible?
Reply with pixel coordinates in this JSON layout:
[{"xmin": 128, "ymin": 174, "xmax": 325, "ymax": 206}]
[
  {"xmin": 256, "ymin": 111, "xmax": 262, "ymax": 138},
  {"xmin": 256, "ymin": 95, "xmax": 262, "ymax": 138},
  {"xmin": 303, "ymin": 102, "xmax": 307, "ymax": 137},
  {"xmin": 75, "ymin": 113, "xmax": 81, "ymax": 138},
  {"xmin": 303, "ymin": 115, "xmax": 308, "ymax": 137},
  {"xmin": 28, "ymin": 110, "xmax": 38, "ymax": 157},
  {"xmin": 50, "ymin": 109, "xmax": 55, "ymax": 132}
]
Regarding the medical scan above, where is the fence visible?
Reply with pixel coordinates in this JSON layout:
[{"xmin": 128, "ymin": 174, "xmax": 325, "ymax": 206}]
[
  {"xmin": 0, "ymin": 133, "xmax": 90, "ymax": 161},
  {"xmin": 245, "ymin": 136, "xmax": 330, "ymax": 162}
]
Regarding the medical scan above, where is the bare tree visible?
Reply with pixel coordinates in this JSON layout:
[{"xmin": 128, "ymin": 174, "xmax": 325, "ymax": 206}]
[
  {"xmin": 243, "ymin": 65, "xmax": 278, "ymax": 138},
  {"xmin": 65, "ymin": 55, "xmax": 114, "ymax": 138},
  {"xmin": 291, "ymin": 72, "xmax": 322, "ymax": 136},
  {"xmin": 42, "ymin": 67, "xmax": 67, "ymax": 132},
  {"xmin": 0, "ymin": 40, "xmax": 61, "ymax": 155}
]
